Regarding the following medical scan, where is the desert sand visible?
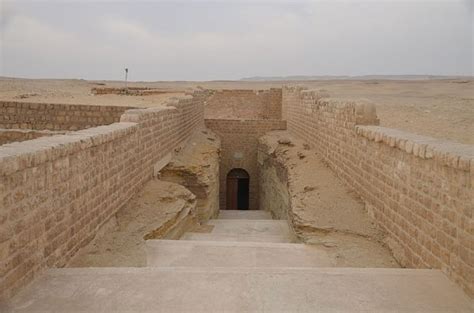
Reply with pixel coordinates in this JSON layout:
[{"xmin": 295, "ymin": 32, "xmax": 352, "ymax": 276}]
[{"xmin": 0, "ymin": 77, "xmax": 472, "ymax": 144}]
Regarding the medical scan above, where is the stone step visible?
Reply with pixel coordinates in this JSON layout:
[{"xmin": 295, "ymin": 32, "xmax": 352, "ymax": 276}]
[
  {"xmin": 181, "ymin": 232, "xmax": 295, "ymax": 243},
  {"xmin": 207, "ymin": 219, "xmax": 292, "ymax": 237},
  {"xmin": 145, "ymin": 240, "xmax": 330, "ymax": 268},
  {"xmin": 4, "ymin": 267, "xmax": 472, "ymax": 313},
  {"xmin": 218, "ymin": 210, "xmax": 272, "ymax": 220}
]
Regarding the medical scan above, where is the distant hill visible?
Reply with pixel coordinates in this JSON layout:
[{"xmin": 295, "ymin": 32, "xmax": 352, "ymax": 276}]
[{"xmin": 240, "ymin": 75, "xmax": 473, "ymax": 81}]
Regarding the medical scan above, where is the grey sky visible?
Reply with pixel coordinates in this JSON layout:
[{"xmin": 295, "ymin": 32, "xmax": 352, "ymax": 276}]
[{"xmin": 1, "ymin": 0, "xmax": 472, "ymax": 81}]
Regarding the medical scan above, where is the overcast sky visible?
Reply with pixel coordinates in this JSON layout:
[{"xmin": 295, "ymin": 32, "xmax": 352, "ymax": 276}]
[{"xmin": 0, "ymin": 0, "xmax": 472, "ymax": 81}]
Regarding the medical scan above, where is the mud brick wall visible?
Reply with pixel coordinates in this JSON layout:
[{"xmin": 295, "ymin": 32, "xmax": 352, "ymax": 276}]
[
  {"xmin": 205, "ymin": 119, "xmax": 287, "ymax": 210},
  {"xmin": 205, "ymin": 89, "xmax": 282, "ymax": 120},
  {"xmin": 0, "ymin": 101, "xmax": 133, "ymax": 131},
  {"xmin": 282, "ymin": 86, "xmax": 473, "ymax": 296},
  {"xmin": 0, "ymin": 129, "xmax": 66, "ymax": 145},
  {"xmin": 0, "ymin": 92, "xmax": 206, "ymax": 300}
]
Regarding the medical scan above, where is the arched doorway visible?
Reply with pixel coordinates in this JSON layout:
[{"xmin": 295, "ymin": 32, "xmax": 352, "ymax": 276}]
[{"xmin": 226, "ymin": 168, "xmax": 249, "ymax": 210}]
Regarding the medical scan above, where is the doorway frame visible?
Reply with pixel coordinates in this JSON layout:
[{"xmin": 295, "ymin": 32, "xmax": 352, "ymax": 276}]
[{"xmin": 226, "ymin": 168, "xmax": 250, "ymax": 210}]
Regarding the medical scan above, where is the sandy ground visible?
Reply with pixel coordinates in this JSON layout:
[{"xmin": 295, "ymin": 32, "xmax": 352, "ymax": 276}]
[
  {"xmin": 0, "ymin": 78, "xmax": 184, "ymax": 108},
  {"xmin": 260, "ymin": 131, "xmax": 399, "ymax": 268},
  {"xmin": 68, "ymin": 179, "xmax": 196, "ymax": 267},
  {"xmin": 1, "ymin": 77, "xmax": 473, "ymax": 144},
  {"xmin": 68, "ymin": 129, "xmax": 220, "ymax": 268}
]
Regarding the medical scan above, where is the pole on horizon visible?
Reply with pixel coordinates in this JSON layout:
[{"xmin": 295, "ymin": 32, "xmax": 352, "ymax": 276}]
[{"xmin": 125, "ymin": 68, "xmax": 129, "ymax": 92}]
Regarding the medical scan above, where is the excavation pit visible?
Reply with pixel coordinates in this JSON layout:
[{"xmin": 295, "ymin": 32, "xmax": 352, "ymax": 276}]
[{"xmin": 0, "ymin": 84, "xmax": 472, "ymax": 307}]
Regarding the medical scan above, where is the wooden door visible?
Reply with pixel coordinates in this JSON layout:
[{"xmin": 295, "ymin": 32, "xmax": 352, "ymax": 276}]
[{"xmin": 226, "ymin": 176, "xmax": 238, "ymax": 210}]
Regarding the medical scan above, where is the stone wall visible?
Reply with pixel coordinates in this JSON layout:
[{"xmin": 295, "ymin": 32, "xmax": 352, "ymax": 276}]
[
  {"xmin": 282, "ymin": 86, "xmax": 473, "ymax": 296},
  {"xmin": 92, "ymin": 87, "xmax": 177, "ymax": 96},
  {"xmin": 0, "ymin": 101, "xmax": 133, "ymax": 131},
  {"xmin": 205, "ymin": 89, "xmax": 282, "ymax": 120},
  {"xmin": 0, "ymin": 92, "xmax": 207, "ymax": 299},
  {"xmin": 0, "ymin": 129, "xmax": 66, "ymax": 145},
  {"xmin": 205, "ymin": 119, "xmax": 287, "ymax": 210}
]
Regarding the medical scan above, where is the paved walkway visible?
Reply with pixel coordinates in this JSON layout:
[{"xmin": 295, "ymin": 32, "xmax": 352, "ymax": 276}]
[{"xmin": 3, "ymin": 210, "xmax": 472, "ymax": 312}]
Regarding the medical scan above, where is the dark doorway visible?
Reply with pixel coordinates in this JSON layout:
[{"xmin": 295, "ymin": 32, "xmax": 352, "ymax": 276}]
[{"xmin": 226, "ymin": 168, "xmax": 249, "ymax": 210}]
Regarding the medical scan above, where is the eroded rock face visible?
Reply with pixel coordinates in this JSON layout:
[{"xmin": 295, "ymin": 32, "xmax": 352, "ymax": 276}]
[
  {"xmin": 160, "ymin": 128, "xmax": 221, "ymax": 223},
  {"xmin": 259, "ymin": 131, "xmax": 383, "ymax": 239},
  {"xmin": 68, "ymin": 180, "xmax": 197, "ymax": 267},
  {"xmin": 258, "ymin": 131, "xmax": 398, "ymax": 268},
  {"xmin": 68, "ymin": 129, "xmax": 220, "ymax": 268}
]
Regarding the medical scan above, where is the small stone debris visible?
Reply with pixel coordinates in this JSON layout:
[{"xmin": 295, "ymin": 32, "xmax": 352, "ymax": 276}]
[{"xmin": 278, "ymin": 137, "xmax": 294, "ymax": 146}]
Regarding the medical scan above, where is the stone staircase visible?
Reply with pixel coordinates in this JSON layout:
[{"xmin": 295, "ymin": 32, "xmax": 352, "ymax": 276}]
[{"xmin": 3, "ymin": 210, "xmax": 472, "ymax": 312}]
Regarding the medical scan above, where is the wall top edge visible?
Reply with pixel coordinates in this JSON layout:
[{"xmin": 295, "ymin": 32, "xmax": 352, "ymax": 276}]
[
  {"xmin": 356, "ymin": 125, "xmax": 474, "ymax": 171},
  {"xmin": 0, "ymin": 122, "xmax": 138, "ymax": 176},
  {"xmin": 204, "ymin": 118, "xmax": 286, "ymax": 122},
  {"xmin": 0, "ymin": 128, "xmax": 65, "ymax": 135},
  {"xmin": 0, "ymin": 100, "xmax": 136, "ymax": 110},
  {"xmin": 120, "ymin": 106, "xmax": 176, "ymax": 122}
]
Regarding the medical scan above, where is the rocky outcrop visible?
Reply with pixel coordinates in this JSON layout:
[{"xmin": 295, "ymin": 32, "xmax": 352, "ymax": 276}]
[{"xmin": 160, "ymin": 128, "xmax": 220, "ymax": 223}]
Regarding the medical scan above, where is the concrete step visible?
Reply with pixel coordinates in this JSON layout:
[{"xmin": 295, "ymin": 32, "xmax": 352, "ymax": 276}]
[
  {"xmin": 207, "ymin": 219, "xmax": 292, "ymax": 237},
  {"xmin": 4, "ymin": 267, "xmax": 472, "ymax": 313},
  {"xmin": 218, "ymin": 210, "xmax": 272, "ymax": 220},
  {"xmin": 181, "ymin": 232, "xmax": 295, "ymax": 243},
  {"xmin": 146, "ymin": 240, "xmax": 331, "ymax": 268}
]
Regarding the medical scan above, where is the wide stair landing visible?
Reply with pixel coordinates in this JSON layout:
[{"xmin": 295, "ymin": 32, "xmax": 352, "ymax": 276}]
[{"xmin": 3, "ymin": 210, "xmax": 472, "ymax": 312}]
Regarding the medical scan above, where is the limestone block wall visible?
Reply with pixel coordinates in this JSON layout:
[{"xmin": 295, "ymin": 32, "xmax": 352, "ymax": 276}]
[
  {"xmin": 205, "ymin": 119, "xmax": 287, "ymax": 210},
  {"xmin": 0, "ymin": 129, "xmax": 66, "ymax": 145},
  {"xmin": 0, "ymin": 101, "xmax": 133, "ymax": 131},
  {"xmin": 282, "ymin": 86, "xmax": 473, "ymax": 296},
  {"xmin": 0, "ymin": 92, "xmax": 206, "ymax": 299},
  {"xmin": 205, "ymin": 89, "xmax": 282, "ymax": 120}
]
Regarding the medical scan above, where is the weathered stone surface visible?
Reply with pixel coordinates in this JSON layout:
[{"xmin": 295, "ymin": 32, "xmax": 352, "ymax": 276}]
[
  {"xmin": 3, "ymin": 267, "xmax": 472, "ymax": 313},
  {"xmin": 205, "ymin": 119, "xmax": 286, "ymax": 210},
  {"xmin": 204, "ymin": 89, "xmax": 282, "ymax": 120},
  {"xmin": 282, "ymin": 86, "xmax": 474, "ymax": 296},
  {"xmin": 258, "ymin": 131, "xmax": 398, "ymax": 268},
  {"xmin": 0, "ymin": 101, "xmax": 133, "ymax": 131},
  {"xmin": 145, "ymin": 239, "xmax": 333, "ymax": 268},
  {"xmin": 160, "ymin": 129, "xmax": 221, "ymax": 222},
  {"xmin": 0, "ymin": 90, "xmax": 209, "ymax": 300},
  {"xmin": 68, "ymin": 179, "xmax": 197, "ymax": 267},
  {"xmin": 0, "ymin": 129, "xmax": 66, "ymax": 145}
]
